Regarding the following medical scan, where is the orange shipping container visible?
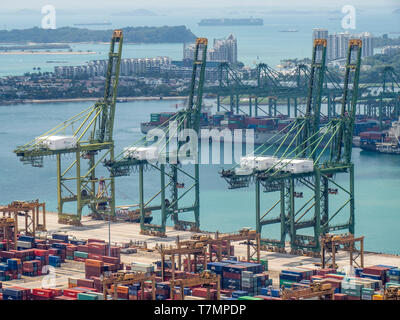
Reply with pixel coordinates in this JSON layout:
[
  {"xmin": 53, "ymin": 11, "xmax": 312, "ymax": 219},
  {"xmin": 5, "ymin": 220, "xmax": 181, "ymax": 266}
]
[{"xmin": 85, "ymin": 259, "xmax": 104, "ymax": 267}]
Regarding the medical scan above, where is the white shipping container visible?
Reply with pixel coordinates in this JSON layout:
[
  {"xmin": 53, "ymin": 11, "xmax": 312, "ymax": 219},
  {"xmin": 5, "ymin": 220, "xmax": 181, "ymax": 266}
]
[
  {"xmin": 240, "ymin": 156, "xmax": 277, "ymax": 171},
  {"xmin": 38, "ymin": 135, "xmax": 77, "ymax": 151},
  {"xmin": 276, "ymin": 158, "xmax": 314, "ymax": 174},
  {"xmin": 235, "ymin": 167, "xmax": 253, "ymax": 176},
  {"xmin": 17, "ymin": 241, "xmax": 32, "ymax": 249},
  {"xmin": 123, "ymin": 146, "xmax": 159, "ymax": 161}
]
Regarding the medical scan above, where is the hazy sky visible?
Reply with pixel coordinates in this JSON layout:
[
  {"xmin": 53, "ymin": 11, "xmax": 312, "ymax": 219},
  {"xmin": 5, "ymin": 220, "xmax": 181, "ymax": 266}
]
[{"xmin": 2, "ymin": 0, "xmax": 399, "ymax": 11}]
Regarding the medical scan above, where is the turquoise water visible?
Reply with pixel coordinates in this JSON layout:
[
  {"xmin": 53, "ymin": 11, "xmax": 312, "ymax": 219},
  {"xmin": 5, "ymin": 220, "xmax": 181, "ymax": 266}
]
[
  {"xmin": 0, "ymin": 100, "xmax": 399, "ymax": 254},
  {"xmin": 1, "ymin": 7, "xmax": 399, "ymax": 76}
]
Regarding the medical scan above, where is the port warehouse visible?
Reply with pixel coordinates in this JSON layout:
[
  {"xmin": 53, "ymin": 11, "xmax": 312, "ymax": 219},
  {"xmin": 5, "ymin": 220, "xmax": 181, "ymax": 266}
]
[{"xmin": 3, "ymin": 30, "xmax": 400, "ymax": 302}]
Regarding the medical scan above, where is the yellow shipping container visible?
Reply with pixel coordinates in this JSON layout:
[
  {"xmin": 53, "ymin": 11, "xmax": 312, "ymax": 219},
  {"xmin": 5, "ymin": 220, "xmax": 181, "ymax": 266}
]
[{"xmin": 372, "ymin": 294, "xmax": 383, "ymax": 300}]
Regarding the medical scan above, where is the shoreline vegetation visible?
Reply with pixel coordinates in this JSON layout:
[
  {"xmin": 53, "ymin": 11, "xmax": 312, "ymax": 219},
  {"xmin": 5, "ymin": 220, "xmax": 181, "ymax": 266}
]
[
  {"xmin": 0, "ymin": 96, "xmax": 188, "ymax": 106},
  {"xmin": 0, "ymin": 51, "xmax": 97, "ymax": 55},
  {"xmin": 0, "ymin": 26, "xmax": 197, "ymax": 44}
]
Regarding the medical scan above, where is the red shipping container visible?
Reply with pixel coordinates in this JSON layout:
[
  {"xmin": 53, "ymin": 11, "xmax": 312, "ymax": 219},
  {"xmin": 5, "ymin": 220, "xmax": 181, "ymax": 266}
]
[
  {"xmin": 77, "ymin": 279, "xmax": 95, "ymax": 288},
  {"xmin": 77, "ymin": 245, "xmax": 89, "ymax": 253},
  {"xmin": 334, "ymin": 293, "xmax": 348, "ymax": 300},
  {"xmin": 89, "ymin": 253, "xmax": 103, "ymax": 261},
  {"xmin": 34, "ymin": 249, "xmax": 49, "ymax": 257},
  {"xmin": 63, "ymin": 289, "xmax": 82, "ymax": 298},
  {"xmin": 32, "ymin": 288, "xmax": 53, "ymax": 298},
  {"xmin": 102, "ymin": 256, "xmax": 119, "ymax": 265},
  {"xmin": 49, "ymin": 288, "xmax": 63, "ymax": 297},
  {"xmin": 192, "ymin": 288, "xmax": 217, "ymax": 299},
  {"xmin": 223, "ymin": 271, "xmax": 241, "ymax": 280}
]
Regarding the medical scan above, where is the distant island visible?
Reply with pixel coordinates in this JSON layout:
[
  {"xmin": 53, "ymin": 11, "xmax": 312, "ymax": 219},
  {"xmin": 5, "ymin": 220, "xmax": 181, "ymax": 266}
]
[
  {"xmin": 73, "ymin": 22, "xmax": 112, "ymax": 26},
  {"xmin": 111, "ymin": 9, "xmax": 157, "ymax": 16},
  {"xmin": 198, "ymin": 18, "xmax": 263, "ymax": 26},
  {"xmin": 0, "ymin": 26, "xmax": 196, "ymax": 44}
]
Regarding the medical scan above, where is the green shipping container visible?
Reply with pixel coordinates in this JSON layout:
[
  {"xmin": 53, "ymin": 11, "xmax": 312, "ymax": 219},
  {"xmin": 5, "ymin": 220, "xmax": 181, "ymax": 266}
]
[
  {"xmin": 78, "ymin": 293, "xmax": 98, "ymax": 300},
  {"xmin": 237, "ymin": 296, "xmax": 263, "ymax": 301},
  {"xmin": 74, "ymin": 251, "xmax": 89, "ymax": 259},
  {"xmin": 280, "ymin": 280, "xmax": 295, "ymax": 287}
]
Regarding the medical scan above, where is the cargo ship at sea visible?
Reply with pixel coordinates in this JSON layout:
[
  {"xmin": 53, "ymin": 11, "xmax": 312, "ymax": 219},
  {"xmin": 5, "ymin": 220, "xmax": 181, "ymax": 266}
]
[
  {"xmin": 198, "ymin": 18, "xmax": 263, "ymax": 26},
  {"xmin": 359, "ymin": 118, "xmax": 400, "ymax": 154},
  {"xmin": 141, "ymin": 111, "xmax": 387, "ymax": 147}
]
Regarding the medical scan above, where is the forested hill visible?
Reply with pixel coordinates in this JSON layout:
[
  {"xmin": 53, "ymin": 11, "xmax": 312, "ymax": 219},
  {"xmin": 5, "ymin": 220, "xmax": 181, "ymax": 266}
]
[{"xmin": 0, "ymin": 26, "xmax": 197, "ymax": 43}]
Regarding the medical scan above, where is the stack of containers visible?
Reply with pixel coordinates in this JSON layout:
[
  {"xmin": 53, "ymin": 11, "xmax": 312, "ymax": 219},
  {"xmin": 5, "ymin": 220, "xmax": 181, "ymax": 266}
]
[
  {"xmin": 386, "ymin": 268, "xmax": 400, "ymax": 284},
  {"xmin": 49, "ymin": 255, "xmax": 61, "ymax": 268},
  {"xmin": 74, "ymin": 250, "xmax": 89, "ymax": 262},
  {"xmin": 66, "ymin": 245, "xmax": 77, "ymax": 260},
  {"xmin": 52, "ymin": 233, "xmax": 69, "ymax": 243},
  {"xmin": 241, "ymin": 271, "xmax": 260, "ymax": 296},
  {"xmin": 22, "ymin": 260, "xmax": 40, "ymax": 276},
  {"xmin": 279, "ymin": 270, "xmax": 302, "ymax": 287},
  {"xmin": 128, "ymin": 284, "xmax": 141, "ymax": 300},
  {"xmin": 31, "ymin": 288, "xmax": 53, "ymax": 300},
  {"xmin": 17, "ymin": 235, "xmax": 35, "ymax": 250},
  {"xmin": 131, "ymin": 262, "xmax": 154, "ymax": 275},
  {"xmin": 85, "ymin": 259, "xmax": 104, "ymax": 278},
  {"xmin": 192, "ymin": 287, "xmax": 217, "ymax": 300},
  {"xmin": 260, "ymin": 286, "xmax": 280, "ymax": 298},
  {"xmin": 222, "ymin": 264, "xmax": 246, "ymax": 291},
  {"xmin": 2, "ymin": 287, "xmax": 28, "ymax": 300},
  {"xmin": 231, "ymin": 290, "xmax": 248, "ymax": 299},
  {"xmin": 212, "ymin": 114, "xmax": 224, "ymax": 126},
  {"xmin": 361, "ymin": 287, "xmax": 375, "ymax": 300},
  {"xmin": 156, "ymin": 282, "xmax": 170, "ymax": 300},
  {"xmin": 7, "ymin": 258, "xmax": 22, "ymax": 280},
  {"xmin": 34, "ymin": 249, "xmax": 50, "ymax": 267},
  {"xmin": 50, "ymin": 243, "xmax": 67, "ymax": 262}
]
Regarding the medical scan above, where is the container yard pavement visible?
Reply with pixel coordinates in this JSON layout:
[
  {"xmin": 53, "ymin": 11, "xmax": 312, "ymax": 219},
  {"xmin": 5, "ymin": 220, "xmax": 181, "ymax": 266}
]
[{"xmin": 6, "ymin": 211, "xmax": 400, "ymax": 290}]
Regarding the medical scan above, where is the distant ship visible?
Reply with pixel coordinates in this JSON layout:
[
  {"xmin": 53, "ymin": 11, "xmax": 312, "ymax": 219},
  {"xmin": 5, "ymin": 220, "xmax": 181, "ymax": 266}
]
[
  {"xmin": 198, "ymin": 18, "xmax": 263, "ymax": 26},
  {"xmin": 278, "ymin": 29, "xmax": 299, "ymax": 32},
  {"xmin": 359, "ymin": 118, "xmax": 400, "ymax": 155},
  {"xmin": 73, "ymin": 22, "xmax": 112, "ymax": 26}
]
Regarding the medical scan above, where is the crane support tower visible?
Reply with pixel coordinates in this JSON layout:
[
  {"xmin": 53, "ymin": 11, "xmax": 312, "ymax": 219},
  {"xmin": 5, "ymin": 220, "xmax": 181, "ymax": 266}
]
[
  {"xmin": 220, "ymin": 39, "xmax": 362, "ymax": 254},
  {"xmin": 105, "ymin": 38, "xmax": 208, "ymax": 235},
  {"xmin": 14, "ymin": 30, "xmax": 123, "ymax": 225}
]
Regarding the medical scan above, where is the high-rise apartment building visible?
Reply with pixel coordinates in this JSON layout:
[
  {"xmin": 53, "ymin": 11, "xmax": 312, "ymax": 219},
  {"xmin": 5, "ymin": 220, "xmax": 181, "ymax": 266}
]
[
  {"xmin": 183, "ymin": 34, "xmax": 238, "ymax": 64},
  {"xmin": 312, "ymin": 29, "xmax": 374, "ymax": 61}
]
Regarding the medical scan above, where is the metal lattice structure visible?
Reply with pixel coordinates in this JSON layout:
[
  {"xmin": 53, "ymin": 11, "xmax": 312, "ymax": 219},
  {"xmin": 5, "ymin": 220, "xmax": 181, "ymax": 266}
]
[
  {"xmin": 105, "ymin": 38, "xmax": 208, "ymax": 235},
  {"xmin": 14, "ymin": 30, "xmax": 123, "ymax": 225},
  {"xmin": 220, "ymin": 39, "xmax": 362, "ymax": 254}
]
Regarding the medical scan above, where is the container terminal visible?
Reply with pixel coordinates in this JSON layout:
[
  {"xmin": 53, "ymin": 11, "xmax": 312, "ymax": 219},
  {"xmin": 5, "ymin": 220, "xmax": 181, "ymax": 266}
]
[{"xmin": 2, "ymin": 30, "xmax": 400, "ymax": 302}]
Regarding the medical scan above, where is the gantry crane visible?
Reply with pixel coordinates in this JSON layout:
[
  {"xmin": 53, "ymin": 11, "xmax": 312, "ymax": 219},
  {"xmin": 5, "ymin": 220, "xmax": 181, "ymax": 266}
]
[
  {"xmin": 102, "ymin": 272, "xmax": 156, "ymax": 300},
  {"xmin": 282, "ymin": 282, "xmax": 334, "ymax": 300},
  {"xmin": 0, "ymin": 200, "xmax": 46, "ymax": 237},
  {"xmin": 358, "ymin": 66, "xmax": 400, "ymax": 128},
  {"xmin": 105, "ymin": 38, "xmax": 208, "ymax": 235},
  {"xmin": 320, "ymin": 233, "xmax": 364, "ymax": 269},
  {"xmin": 220, "ymin": 39, "xmax": 362, "ymax": 254},
  {"xmin": 169, "ymin": 270, "xmax": 221, "ymax": 300},
  {"xmin": 14, "ymin": 30, "xmax": 123, "ymax": 225}
]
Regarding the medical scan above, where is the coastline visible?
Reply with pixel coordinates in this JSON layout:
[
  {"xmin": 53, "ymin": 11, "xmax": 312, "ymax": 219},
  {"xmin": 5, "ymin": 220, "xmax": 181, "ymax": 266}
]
[
  {"xmin": 0, "ymin": 51, "xmax": 98, "ymax": 55},
  {"xmin": 0, "ymin": 96, "xmax": 188, "ymax": 105}
]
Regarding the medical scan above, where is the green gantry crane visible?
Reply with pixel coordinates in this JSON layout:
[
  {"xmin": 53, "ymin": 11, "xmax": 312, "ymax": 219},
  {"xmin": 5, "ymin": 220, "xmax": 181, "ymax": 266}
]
[
  {"xmin": 14, "ymin": 30, "xmax": 123, "ymax": 225},
  {"xmin": 104, "ymin": 38, "xmax": 208, "ymax": 235},
  {"xmin": 221, "ymin": 39, "xmax": 362, "ymax": 254}
]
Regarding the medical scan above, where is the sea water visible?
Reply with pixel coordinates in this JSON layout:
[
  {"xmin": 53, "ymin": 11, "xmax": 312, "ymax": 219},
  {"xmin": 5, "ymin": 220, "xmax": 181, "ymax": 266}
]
[{"xmin": 0, "ymin": 99, "xmax": 399, "ymax": 254}]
